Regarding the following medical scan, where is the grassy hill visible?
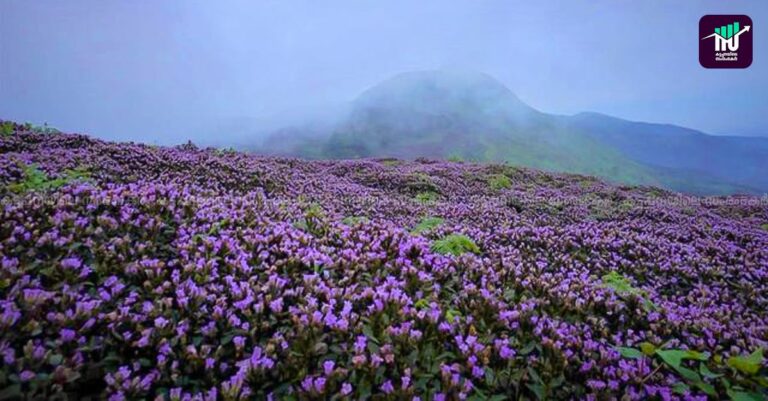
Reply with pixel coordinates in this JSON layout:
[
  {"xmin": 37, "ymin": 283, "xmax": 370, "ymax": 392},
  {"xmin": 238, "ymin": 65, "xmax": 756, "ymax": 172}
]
[{"xmin": 261, "ymin": 70, "xmax": 768, "ymax": 195}]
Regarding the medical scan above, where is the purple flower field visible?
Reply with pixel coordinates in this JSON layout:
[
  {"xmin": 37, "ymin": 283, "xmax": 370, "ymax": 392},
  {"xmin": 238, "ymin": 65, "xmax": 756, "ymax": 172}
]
[{"xmin": 1, "ymin": 123, "xmax": 767, "ymax": 400}]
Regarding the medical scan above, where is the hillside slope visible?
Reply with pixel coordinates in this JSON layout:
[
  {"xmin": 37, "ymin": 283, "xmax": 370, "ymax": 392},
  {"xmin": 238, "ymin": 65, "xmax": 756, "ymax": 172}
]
[
  {"xmin": 261, "ymin": 70, "xmax": 768, "ymax": 195},
  {"xmin": 1, "ymin": 124, "xmax": 768, "ymax": 399}
]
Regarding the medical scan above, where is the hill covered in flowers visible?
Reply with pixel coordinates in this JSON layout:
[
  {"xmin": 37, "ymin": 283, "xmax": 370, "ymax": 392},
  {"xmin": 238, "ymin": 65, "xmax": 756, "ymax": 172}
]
[{"xmin": 1, "ymin": 122, "xmax": 767, "ymax": 400}]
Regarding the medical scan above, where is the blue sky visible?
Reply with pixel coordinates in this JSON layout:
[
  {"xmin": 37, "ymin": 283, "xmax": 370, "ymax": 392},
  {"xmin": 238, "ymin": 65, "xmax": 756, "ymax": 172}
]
[{"xmin": 1, "ymin": 0, "xmax": 766, "ymax": 144}]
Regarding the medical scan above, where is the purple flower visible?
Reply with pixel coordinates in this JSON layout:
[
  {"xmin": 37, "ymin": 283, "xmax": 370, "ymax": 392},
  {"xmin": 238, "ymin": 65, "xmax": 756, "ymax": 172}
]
[
  {"xmin": 61, "ymin": 257, "xmax": 82, "ymax": 270},
  {"xmin": 269, "ymin": 298, "xmax": 283, "ymax": 312},
  {"xmin": 154, "ymin": 317, "xmax": 169, "ymax": 329},
  {"xmin": 20, "ymin": 370, "xmax": 35, "ymax": 382},
  {"xmin": 301, "ymin": 376, "xmax": 314, "ymax": 392},
  {"xmin": 354, "ymin": 335, "xmax": 367, "ymax": 353},
  {"xmin": 323, "ymin": 360, "xmax": 335, "ymax": 376},
  {"xmin": 60, "ymin": 328, "xmax": 76, "ymax": 342},
  {"xmin": 314, "ymin": 377, "xmax": 326, "ymax": 393},
  {"xmin": 499, "ymin": 345, "xmax": 514, "ymax": 360}
]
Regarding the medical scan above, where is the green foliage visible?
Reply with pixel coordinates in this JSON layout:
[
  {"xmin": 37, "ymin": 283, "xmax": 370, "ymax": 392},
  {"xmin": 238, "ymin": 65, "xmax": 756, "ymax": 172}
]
[
  {"xmin": 761, "ymin": 223, "xmax": 768, "ymax": 232},
  {"xmin": 1, "ymin": 121, "xmax": 14, "ymax": 137},
  {"xmin": 412, "ymin": 216, "xmax": 444, "ymax": 234},
  {"xmin": 406, "ymin": 172, "xmax": 440, "ymax": 195},
  {"xmin": 341, "ymin": 216, "xmax": 369, "ymax": 226},
  {"xmin": 488, "ymin": 174, "xmax": 512, "ymax": 191},
  {"xmin": 727, "ymin": 349, "xmax": 764, "ymax": 375},
  {"xmin": 601, "ymin": 271, "xmax": 658, "ymax": 311},
  {"xmin": 431, "ymin": 234, "xmax": 480, "ymax": 256},
  {"xmin": 293, "ymin": 203, "xmax": 328, "ymax": 236},
  {"xmin": 447, "ymin": 153, "xmax": 464, "ymax": 162},
  {"xmin": 215, "ymin": 147, "xmax": 237, "ymax": 156},
  {"xmin": 616, "ymin": 345, "xmax": 767, "ymax": 398},
  {"xmin": 7, "ymin": 164, "xmax": 91, "ymax": 194},
  {"xmin": 639, "ymin": 342, "xmax": 657, "ymax": 356},
  {"xmin": 415, "ymin": 191, "xmax": 439, "ymax": 204},
  {"xmin": 616, "ymin": 347, "xmax": 644, "ymax": 359},
  {"xmin": 601, "ymin": 271, "xmax": 639, "ymax": 295},
  {"xmin": 728, "ymin": 390, "xmax": 766, "ymax": 401},
  {"xmin": 380, "ymin": 159, "xmax": 400, "ymax": 166},
  {"xmin": 24, "ymin": 122, "xmax": 60, "ymax": 135}
]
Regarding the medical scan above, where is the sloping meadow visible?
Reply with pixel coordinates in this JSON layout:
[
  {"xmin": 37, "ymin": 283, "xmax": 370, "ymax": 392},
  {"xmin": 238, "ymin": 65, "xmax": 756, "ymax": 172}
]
[{"xmin": 1, "ymin": 123, "xmax": 767, "ymax": 400}]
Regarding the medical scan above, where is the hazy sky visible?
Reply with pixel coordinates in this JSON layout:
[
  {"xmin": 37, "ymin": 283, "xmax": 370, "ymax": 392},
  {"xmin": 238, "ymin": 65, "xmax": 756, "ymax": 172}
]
[{"xmin": 1, "ymin": 0, "xmax": 766, "ymax": 144}]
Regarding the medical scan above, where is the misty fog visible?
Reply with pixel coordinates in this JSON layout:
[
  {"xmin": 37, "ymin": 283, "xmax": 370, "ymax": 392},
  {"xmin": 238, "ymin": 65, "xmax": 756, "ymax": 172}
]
[{"xmin": 1, "ymin": 0, "xmax": 767, "ymax": 147}]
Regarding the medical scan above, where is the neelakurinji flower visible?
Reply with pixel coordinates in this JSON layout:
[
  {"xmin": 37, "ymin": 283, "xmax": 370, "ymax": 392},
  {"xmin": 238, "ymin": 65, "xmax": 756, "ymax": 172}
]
[{"xmin": 0, "ymin": 124, "xmax": 766, "ymax": 400}]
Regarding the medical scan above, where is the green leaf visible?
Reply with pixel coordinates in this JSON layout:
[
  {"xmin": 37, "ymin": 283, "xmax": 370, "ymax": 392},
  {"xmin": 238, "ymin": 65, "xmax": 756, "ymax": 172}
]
[
  {"xmin": 727, "ymin": 348, "xmax": 764, "ymax": 375},
  {"xmin": 727, "ymin": 390, "xmax": 766, "ymax": 401},
  {"xmin": 656, "ymin": 349, "xmax": 708, "ymax": 382},
  {"xmin": 525, "ymin": 383, "xmax": 544, "ymax": 400},
  {"xmin": 684, "ymin": 350, "xmax": 710, "ymax": 361},
  {"xmin": 672, "ymin": 382, "xmax": 689, "ymax": 395},
  {"xmin": 656, "ymin": 349, "xmax": 709, "ymax": 368},
  {"xmin": 656, "ymin": 349, "xmax": 687, "ymax": 368},
  {"xmin": 616, "ymin": 347, "xmax": 644, "ymax": 359},
  {"xmin": 519, "ymin": 341, "xmax": 536, "ymax": 356},
  {"xmin": 699, "ymin": 364, "xmax": 723, "ymax": 379},
  {"xmin": 676, "ymin": 366, "xmax": 701, "ymax": 382},
  {"xmin": 362, "ymin": 325, "xmax": 378, "ymax": 344},
  {"xmin": 693, "ymin": 380, "xmax": 716, "ymax": 396},
  {"xmin": 445, "ymin": 309, "xmax": 461, "ymax": 322},
  {"xmin": 48, "ymin": 353, "xmax": 64, "ymax": 366},
  {"xmin": 527, "ymin": 367, "xmax": 543, "ymax": 384},
  {"xmin": 639, "ymin": 342, "xmax": 657, "ymax": 356},
  {"xmin": 0, "ymin": 384, "xmax": 21, "ymax": 400},
  {"xmin": 414, "ymin": 298, "xmax": 430, "ymax": 310},
  {"xmin": 484, "ymin": 369, "xmax": 496, "ymax": 386}
]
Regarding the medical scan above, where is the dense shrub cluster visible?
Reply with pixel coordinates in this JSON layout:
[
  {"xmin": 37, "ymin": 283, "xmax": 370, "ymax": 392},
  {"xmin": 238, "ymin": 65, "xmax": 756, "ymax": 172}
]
[{"xmin": 1, "ymin": 122, "xmax": 767, "ymax": 400}]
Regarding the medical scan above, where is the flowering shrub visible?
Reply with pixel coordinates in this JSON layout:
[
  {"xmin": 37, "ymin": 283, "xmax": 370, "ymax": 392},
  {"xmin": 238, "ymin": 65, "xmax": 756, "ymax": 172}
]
[{"xmin": 0, "ymin": 121, "xmax": 767, "ymax": 400}]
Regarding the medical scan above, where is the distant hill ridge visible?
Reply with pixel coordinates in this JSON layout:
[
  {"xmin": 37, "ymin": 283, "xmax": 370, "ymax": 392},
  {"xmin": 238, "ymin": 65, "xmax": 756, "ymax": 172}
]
[{"xmin": 260, "ymin": 70, "xmax": 768, "ymax": 195}]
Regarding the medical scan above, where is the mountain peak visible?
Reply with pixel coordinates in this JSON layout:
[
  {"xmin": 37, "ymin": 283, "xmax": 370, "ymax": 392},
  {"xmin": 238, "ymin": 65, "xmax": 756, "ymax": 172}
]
[{"xmin": 354, "ymin": 70, "xmax": 537, "ymax": 118}]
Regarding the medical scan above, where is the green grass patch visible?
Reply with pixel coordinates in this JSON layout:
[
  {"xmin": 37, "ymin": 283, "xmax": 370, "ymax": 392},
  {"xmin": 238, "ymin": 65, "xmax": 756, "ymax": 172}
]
[
  {"xmin": 601, "ymin": 271, "xmax": 657, "ymax": 311},
  {"xmin": 447, "ymin": 154, "xmax": 464, "ymax": 162},
  {"xmin": 411, "ymin": 216, "xmax": 444, "ymax": 234},
  {"xmin": 1, "ymin": 121, "xmax": 14, "ymax": 137},
  {"xmin": 342, "ymin": 216, "xmax": 369, "ymax": 226},
  {"xmin": 23, "ymin": 122, "xmax": 60, "ymax": 135},
  {"xmin": 431, "ymin": 234, "xmax": 480, "ymax": 256},
  {"xmin": 415, "ymin": 191, "xmax": 439, "ymax": 204},
  {"xmin": 488, "ymin": 174, "xmax": 512, "ymax": 191},
  {"xmin": 8, "ymin": 164, "xmax": 91, "ymax": 194}
]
